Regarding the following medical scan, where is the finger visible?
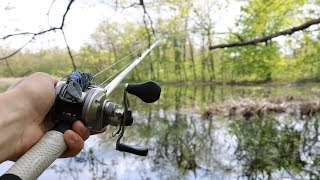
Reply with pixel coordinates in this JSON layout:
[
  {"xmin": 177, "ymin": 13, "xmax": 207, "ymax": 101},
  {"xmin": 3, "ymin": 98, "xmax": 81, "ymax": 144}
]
[
  {"xmin": 39, "ymin": 113, "xmax": 56, "ymax": 133},
  {"xmin": 72, "ymin": 121, "xmax": 90, "ymax": 141},
  {"xmin": 6, "ymin": 78, "xmax": 24, "ymax": 91},
  {"xmin": 61, "ymin": 130, "xmax": 84, "ymax": 158},
  {"xmin": 28, "ymin": 72, "xmax": 58, "ymax": 86}
]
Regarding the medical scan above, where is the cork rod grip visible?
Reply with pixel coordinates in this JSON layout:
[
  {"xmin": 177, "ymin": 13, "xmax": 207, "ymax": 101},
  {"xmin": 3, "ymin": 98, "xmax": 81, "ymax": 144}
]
[{"xmin": 5, "ymin": 130, "xmax": 67, "ymax": 180}]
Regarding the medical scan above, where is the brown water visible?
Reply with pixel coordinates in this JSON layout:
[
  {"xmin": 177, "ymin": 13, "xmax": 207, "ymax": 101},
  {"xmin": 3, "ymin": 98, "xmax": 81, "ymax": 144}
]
[{"xmin": 1, "ymin": 82, "xmax": 320, "ymax": 179}]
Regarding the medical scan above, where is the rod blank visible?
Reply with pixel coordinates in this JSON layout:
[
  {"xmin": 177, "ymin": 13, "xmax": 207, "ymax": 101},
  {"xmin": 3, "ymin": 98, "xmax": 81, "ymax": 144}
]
[{"xmin": 104, "ymin": 39, "xmax": 161, "ymax": 96}]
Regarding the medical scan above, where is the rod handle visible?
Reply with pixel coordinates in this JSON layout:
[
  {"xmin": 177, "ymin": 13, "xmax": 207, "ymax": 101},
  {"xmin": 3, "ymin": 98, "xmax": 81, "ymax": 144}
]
[
  {"xmin": 5, "ymin": 130, "xmax": 67, "ymax": 180},
  {"xmin": 126, "ymin": 81, "xmax": 161, "ymax": 103}
]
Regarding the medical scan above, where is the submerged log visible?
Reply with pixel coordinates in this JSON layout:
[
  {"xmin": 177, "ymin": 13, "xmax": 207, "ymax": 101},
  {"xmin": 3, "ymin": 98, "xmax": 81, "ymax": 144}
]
[{"xmin": 203, "ymin": 96, "xmax": 320, "ymax": 120}]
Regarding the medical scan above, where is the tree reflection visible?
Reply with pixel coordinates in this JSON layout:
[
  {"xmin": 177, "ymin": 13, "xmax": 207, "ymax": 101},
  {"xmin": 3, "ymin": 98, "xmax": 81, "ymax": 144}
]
[
  {"xmin": 48, "ymin": 147, "xmax": 117, "ymax": 180},
  {"xmin": 155, "ymin": 114, "xmax": 198, "ymax": 174},
  {"xmin": 36, "ymin": 84, "xmax": 320, "ymax": 179},
  {"xmin": 230, "ymin": 115, "xmax": 320, "ymax": 179}
]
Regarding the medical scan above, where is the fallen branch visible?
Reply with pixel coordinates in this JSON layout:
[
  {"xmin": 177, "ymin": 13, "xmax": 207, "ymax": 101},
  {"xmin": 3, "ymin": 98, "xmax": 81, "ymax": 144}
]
[{"xmin": 209, "ymin": 18, "xmax": 320, "ymax": 50}]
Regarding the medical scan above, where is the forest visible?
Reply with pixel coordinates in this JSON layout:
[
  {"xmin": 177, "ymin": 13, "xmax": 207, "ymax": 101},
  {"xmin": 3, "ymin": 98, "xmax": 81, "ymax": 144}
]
[
  {"xmin": 1, "ymin": 0, "xmax": 320, "ymax": 179},
  {"xmin": 0, "ymin": 0, "xmax": 319, "ymax": 84}
]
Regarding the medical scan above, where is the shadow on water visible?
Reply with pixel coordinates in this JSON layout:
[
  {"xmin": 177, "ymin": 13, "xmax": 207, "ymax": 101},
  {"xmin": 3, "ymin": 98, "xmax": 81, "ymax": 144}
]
[{"xmin": 2, "ymin": 82, "xmax": 320, "ymax": 179}]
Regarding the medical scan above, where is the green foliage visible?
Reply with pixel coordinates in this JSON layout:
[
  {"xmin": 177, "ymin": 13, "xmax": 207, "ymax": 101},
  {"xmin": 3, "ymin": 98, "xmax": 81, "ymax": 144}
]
[
  {"xmin": 220, "ymin": 43, "xmax": 281, "ymax": 82},
  {"xmin": 0, "ymin": 48, "xmax": 73, "ymax": 77},
  {"xmin": 0, "ymin": 0, "xmax": 319, "ymax": 84},
  {"xmin": 230, "ymin": 117, "xmax": 305, "ymax": 178}
]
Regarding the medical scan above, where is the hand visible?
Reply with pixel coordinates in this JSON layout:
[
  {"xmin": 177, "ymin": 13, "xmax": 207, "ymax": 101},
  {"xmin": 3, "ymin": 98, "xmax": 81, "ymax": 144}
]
[{"xmin": 0, "ymin": 72, "xmax": 92, "ymax": 162}]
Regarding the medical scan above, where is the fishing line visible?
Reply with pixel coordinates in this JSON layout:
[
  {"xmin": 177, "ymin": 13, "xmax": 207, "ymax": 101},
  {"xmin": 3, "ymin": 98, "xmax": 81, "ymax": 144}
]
[
  {"xmin": 93, "ymin": 43, "xmax": 147, "ymax": 78},
  {"xmin": 98, "ymin": 57, "xmax": 137, "ymax": 87}
]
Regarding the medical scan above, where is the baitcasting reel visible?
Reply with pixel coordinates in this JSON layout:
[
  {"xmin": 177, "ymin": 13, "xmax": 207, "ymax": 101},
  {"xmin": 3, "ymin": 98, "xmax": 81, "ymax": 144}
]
[
  {"xmin": 4, "ymin": 40, "xmax": 162, "ymax": 180},
  {"xmin": 54, "ymin": 71, "xmax": 161, "ymax": 156}
]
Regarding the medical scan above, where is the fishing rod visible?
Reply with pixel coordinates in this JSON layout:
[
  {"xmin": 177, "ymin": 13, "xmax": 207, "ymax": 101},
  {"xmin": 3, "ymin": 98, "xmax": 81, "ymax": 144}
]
[{"xmin": 4, "ymin": 39, "xmax": 162, "ymax": 180}]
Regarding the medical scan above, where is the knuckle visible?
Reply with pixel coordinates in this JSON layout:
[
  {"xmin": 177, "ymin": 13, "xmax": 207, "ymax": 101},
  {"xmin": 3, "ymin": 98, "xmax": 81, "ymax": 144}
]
[
  {"xmin": 29, "ymin": 72, "xmax": 56, "ymax": 85},
  {"xmin": 30, "ymin": 72, "xmax": 49, "ymax": 78}
]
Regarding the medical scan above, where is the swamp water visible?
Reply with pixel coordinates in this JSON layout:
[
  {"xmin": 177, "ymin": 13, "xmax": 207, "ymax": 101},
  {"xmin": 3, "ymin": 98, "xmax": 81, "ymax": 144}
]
[{"xmin": 1, "ymin": 82, "xmax": 320, "ymax": 179}]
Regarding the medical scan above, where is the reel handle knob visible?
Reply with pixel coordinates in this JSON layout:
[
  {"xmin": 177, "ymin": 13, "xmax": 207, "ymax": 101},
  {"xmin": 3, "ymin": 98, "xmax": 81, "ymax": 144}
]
[
  {"xmin": 117, "ymin": 143, "xmax": 148, "ymax": 156},
  {"xmin": 126, "ymin": 81, "xmax": 161, "ymax": 103}
]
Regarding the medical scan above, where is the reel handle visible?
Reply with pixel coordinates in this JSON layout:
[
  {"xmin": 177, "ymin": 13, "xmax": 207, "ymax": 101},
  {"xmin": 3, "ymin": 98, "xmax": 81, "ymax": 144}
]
[
  {"xmin": 117, "ymin": 143, "xmax": 148, "ymax": 156},
  {"xmin": 126, "ymin": 81, "xmax": 161, "ymax": 103}
]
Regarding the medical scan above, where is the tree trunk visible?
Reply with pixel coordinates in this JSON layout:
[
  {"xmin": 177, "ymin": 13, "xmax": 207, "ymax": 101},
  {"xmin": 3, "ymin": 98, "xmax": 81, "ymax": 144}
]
[
  {"xmin": 148, "ymin": 56, "xmax": 155, "ymax": 80},
  {"xmin": 111, "ymin": 42, "xmax": 118, "ymax": 63},
  {"xmin": 200, "ymin": 35, "xmax": 207, "ymax": 82},
  {"xmin": 182, "ymin": 37, "xmax": 188, "ymax": 81},
  {"xmin": 188, "ymin": 36, "xmax": 197, "ymax": 81},
  {"xmin": 208, "ymin": 52, "xmax": 215, "ymax": 81},
  {"xmin": 173, "ymin": 37, "xmax": 181, "ymax": 81}
]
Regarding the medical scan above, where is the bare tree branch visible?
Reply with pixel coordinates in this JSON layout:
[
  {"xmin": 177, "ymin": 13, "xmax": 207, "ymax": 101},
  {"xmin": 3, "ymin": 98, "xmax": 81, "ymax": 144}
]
[
  {"xmin": 47, "ymin": 0, "xmax": 57, "ymax": 15},
  {"xmin": 0, "ymin": 0, "xmax": 77, "ymax": 69},
  {"xmin": 0, "ymin": 32, "xmax": 34, "ymax": 40},
  {"xmin": 47, "ymin": 0, "xmax": 57, "ymax": 27},
  {"xmin": 60, "ymin": 0, "xmax": 74, "ymax": 29},
  {"xmin": 209, "ymin": 18, "xmax": 320, "ymax": 50},
  {"xmin": 112, "ymin": 0, "xmax": 156, "ymax": 46},
  {"xmin": 140, "ymin": 0, "xmax": 156, "ymax": 46},
  {"xmin": 0, "ymin": 37, "xmax": 35, "ymax": 61},
  {"xmin": 140, "ymin": 0, "xmax": 155, "ymax": 34},
  {"xmin": 142, "ymin": 13, "xmax": 152, "ymax": 46},
  {"xmin": 62, "ymin": 30, "xmax": 76, "ymax": 70},
  {"xmin": 124, "ymin": 3, "xmax": 140, "ymax": 8},
  {"xmin": 4, "ymin": 58, "xmax": 14, "ymax": 76}
]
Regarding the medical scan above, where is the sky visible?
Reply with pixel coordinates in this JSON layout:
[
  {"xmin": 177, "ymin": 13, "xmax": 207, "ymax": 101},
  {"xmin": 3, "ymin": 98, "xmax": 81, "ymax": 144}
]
[{"xmin": 0, "ymin": 0, "xmax": 243, "ymax": 51}]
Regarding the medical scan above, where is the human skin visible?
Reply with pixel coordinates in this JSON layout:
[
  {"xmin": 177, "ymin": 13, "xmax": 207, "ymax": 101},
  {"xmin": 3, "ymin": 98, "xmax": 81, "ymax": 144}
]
[{"xmin": 0, "ymin": 72, "xmax": 92, "ymax": 163}]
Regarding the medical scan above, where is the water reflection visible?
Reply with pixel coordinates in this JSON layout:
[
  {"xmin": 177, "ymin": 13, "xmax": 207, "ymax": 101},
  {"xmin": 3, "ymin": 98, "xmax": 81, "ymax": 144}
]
[
  {"xmin": 1, "ymin": 83, "xmax": 320, "ymax": 179},
  {"xmin": 230, "ymin": 115, "xmax": 320, "ymax": 179},
  {"xmin": 230, "ymin": 116, "xmax": 302, "ymax": 179}
]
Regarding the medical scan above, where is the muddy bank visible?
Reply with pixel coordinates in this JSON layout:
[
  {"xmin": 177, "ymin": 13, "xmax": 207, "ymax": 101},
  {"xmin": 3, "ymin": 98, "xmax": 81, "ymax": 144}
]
[{"xmin": 203, "ymin": 96, "xmax": 320, "ymax": 120}]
